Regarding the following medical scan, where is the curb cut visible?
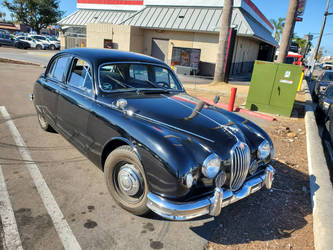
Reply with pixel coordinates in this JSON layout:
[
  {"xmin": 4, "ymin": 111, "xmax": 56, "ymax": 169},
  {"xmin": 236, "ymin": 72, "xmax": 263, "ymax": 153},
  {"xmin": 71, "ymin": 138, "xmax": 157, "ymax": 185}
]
[
  {"xmin": 304, "ymin": 79, "xmax": 333, "ymax": 250},
  {"xmin": 0, "ymin": 57, "xmax": 42, "ymax": 67}
]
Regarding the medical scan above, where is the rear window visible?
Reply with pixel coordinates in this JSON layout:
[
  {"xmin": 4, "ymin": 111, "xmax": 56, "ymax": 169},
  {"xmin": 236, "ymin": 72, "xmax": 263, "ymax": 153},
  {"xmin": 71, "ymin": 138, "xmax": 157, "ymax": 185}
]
[{"xmin": 68, "ymin": 58, "xmax": 93, "ymax": 92}]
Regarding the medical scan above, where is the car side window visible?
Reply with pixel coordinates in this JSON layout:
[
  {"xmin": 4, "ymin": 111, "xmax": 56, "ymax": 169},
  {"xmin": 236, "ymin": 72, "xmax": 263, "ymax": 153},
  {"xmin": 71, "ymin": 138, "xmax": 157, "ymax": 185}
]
[
  {"xmin": 68, "ymin": 58, "xmax": 93, "ymax": 93},
  {"xmin": 47, "ymin": 56, "xmax": 71, "ymax": 82},
  {"xmin": 153, "ymin": 66, "xmax": 177, "ymax": 89}
]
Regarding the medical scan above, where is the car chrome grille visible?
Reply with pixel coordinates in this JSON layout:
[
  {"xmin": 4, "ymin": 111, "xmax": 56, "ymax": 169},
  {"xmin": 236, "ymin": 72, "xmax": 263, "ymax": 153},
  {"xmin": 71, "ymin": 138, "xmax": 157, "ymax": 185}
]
[{"xmin": 230, "ymin": 142, "xmax": 250, "ymax": 191}]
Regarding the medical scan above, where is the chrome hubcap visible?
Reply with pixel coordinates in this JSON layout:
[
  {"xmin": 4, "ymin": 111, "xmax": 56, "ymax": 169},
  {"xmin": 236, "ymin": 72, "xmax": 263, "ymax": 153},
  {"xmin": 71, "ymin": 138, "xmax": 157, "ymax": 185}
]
[{"xmin": 117, "ymin": 164, "xmax": 141, "ymax": 196}]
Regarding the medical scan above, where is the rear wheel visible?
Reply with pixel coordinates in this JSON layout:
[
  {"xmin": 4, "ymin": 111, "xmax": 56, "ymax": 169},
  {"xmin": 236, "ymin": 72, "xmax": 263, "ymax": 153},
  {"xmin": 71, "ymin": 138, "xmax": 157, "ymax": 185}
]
[
  {"xmin": 37, "ymin": 112, "xmax": 52, "ymax": 132},
  {"xmin": 104, "ymin": 145, "xmax": 149, "ymax": 216}
]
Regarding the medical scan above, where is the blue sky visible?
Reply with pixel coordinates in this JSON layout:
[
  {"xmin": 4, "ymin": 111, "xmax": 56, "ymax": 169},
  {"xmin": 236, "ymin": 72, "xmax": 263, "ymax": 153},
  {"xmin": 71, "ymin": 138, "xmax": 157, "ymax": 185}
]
[{"xmin": 1, "ymin": 0, "xmax": 333, "ymax": 55}]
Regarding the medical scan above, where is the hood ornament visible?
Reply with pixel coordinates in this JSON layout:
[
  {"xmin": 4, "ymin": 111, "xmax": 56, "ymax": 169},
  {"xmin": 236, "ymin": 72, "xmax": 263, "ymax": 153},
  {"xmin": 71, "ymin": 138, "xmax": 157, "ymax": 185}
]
[{"xmin": 185, "ymin": 100, "xmax": 205, "ymax": 120}]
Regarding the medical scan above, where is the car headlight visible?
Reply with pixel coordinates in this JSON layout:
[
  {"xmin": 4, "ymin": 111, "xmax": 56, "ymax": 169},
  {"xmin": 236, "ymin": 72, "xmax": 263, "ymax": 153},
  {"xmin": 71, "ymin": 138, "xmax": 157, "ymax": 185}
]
[
  {"xmin": 257, "ymin": 140, "xmax": 272, "ymax": 161},
  {"xmin": 202, "ymin": 153, "xmax": 221, "ymax": 178}
]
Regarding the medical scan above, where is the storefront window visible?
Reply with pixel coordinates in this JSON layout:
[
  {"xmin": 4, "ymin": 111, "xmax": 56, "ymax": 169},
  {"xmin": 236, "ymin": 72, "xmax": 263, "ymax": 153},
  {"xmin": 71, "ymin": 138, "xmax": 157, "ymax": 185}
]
[{"xmin": 171, "ymin": 47, "xmax": 201, "ymax": 70}]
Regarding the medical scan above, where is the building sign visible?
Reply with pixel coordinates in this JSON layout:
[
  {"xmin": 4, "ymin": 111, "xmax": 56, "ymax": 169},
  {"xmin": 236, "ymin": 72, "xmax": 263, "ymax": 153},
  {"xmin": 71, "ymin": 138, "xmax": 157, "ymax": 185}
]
[
  {"xmin": 171, "ymin": 47, "xmax": 201, "ymax": 70},
  {"xmin": 296, "ymin": 0, "xmax": 306, "ymax": 16}
]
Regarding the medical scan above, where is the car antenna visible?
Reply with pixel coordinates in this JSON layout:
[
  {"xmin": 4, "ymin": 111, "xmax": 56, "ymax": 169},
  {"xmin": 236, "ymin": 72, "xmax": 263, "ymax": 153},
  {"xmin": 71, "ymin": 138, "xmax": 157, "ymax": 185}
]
[{"xmin": 185, "ymin": 100, "xmax": 205, "ymax": 120}]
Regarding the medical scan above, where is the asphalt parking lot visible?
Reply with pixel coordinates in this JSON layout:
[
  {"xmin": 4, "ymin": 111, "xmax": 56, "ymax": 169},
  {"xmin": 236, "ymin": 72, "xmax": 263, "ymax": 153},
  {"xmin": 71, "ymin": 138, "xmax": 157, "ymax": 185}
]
[
  {"xmin": 0, "ymin": 63, "xmax": 219, "ymax": 250},
  {"xmin": 0, "ymin": 61, "xmax": 313, "ymax": 250}
]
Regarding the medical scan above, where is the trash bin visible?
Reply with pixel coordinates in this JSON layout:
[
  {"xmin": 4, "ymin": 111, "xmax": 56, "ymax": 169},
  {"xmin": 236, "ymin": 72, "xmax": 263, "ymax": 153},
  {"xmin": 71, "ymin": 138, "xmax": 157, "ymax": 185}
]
[{"xmin": 245, "ymin": 60, "xmax": 303, "ymax": 117}]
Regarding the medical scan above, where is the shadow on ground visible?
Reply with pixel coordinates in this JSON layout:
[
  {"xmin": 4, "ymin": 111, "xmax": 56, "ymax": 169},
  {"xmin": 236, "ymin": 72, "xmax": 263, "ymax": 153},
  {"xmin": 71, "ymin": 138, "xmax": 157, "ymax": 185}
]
[{"xmin": 189, "ymin": 160, "xmax": 312, "ymax": 245}]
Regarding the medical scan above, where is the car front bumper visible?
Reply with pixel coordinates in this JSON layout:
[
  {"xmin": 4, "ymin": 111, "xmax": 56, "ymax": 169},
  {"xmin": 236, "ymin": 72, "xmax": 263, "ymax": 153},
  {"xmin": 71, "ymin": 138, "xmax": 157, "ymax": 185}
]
[{"xmin": 147, "ymin": 165, "xmax": 275, "ymax": 220}]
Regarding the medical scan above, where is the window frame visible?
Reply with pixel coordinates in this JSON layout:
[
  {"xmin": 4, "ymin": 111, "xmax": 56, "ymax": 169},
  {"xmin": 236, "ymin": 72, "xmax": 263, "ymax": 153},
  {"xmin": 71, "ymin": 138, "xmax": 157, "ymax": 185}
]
[
  {"xmin": 66, "ymin": 56, "xmax": 94, "ymax": 96},
  {"xmin": 98, "ymin": 61, "xmax": 184, "ymax": 94}
]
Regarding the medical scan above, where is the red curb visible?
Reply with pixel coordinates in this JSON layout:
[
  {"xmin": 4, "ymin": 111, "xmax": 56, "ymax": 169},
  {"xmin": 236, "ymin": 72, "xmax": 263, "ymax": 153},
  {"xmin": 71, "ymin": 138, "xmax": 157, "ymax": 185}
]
[
  {"xmin": 197, "ymin": 97, "xmax": 275, "ymax": 121},
  {"xmin": 237, "ymin": 107, "xmax": 276, "ymax": 121}
]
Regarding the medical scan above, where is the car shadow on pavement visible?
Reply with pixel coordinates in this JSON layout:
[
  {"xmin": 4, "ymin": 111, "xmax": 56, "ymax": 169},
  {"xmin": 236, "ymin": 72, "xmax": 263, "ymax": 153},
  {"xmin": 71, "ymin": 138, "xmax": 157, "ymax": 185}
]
[{"xmin": 190, "ymin": 160, "xmax": 312, "ymax": 245}]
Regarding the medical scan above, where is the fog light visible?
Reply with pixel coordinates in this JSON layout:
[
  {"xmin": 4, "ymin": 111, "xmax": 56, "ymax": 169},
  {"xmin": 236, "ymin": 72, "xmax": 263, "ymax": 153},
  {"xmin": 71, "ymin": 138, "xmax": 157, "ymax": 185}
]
[
  {"xmin": 185, "ymin": 173, "xmax": 194, "ymax": 188},
  {"xmin": 249, "ymin": 160, "xmax": 259, "ymax": 175}
]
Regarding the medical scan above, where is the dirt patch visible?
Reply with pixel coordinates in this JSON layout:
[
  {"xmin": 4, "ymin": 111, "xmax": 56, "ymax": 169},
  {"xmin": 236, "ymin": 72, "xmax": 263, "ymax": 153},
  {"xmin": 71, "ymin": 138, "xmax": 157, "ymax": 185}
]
[{"xmin": 186, "ymin": 88, "xmax": 247, "ymax": 108}]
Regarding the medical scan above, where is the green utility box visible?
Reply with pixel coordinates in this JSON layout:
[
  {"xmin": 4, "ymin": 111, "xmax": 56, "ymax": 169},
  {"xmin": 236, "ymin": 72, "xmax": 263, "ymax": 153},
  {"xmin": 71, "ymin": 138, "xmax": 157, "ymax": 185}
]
[{"xmin": 245, "ymin": 60, "xmax": 303, "ymax": 117}]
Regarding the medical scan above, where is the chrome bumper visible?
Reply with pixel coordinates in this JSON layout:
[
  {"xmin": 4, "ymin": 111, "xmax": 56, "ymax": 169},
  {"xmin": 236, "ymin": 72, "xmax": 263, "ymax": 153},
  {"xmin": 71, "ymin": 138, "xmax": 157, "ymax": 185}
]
[{"xmin": 147, "ymin": 165, "xmax": 275, "ymax": 220}]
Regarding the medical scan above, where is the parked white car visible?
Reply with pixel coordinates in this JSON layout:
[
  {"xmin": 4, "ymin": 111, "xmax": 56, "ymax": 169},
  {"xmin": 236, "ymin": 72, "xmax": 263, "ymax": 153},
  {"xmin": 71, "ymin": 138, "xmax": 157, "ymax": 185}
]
[
  {"xmin": 16, "ymin": 36, "xmax": 46, "ymax": 50},
  {"xmin": 28, "ymin": 35, "xmax": 50, "ymax": 50},
  {"xmin": 30, "ymin": 35, "xmax": 59, "ymax": 50}
]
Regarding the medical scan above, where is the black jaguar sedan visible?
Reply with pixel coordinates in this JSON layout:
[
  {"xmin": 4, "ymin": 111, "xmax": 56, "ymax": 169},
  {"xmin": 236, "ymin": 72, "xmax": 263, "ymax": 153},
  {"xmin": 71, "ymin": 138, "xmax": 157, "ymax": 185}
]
[{"xmin": 31, "ymin": 48, "xmax": 275, "ymax": 220}]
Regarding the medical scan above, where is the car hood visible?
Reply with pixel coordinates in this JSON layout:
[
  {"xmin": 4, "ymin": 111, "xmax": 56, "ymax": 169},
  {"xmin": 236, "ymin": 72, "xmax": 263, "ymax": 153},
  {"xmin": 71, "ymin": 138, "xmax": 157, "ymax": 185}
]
[{"xmin": 105, "ymin": 92, "xmax": 266, "ymax": 157}]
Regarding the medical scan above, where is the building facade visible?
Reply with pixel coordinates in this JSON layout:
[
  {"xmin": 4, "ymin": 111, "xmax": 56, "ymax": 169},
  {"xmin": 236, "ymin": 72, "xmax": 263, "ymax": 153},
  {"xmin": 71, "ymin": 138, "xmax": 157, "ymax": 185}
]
[{"xmin": 59, "ymin": 0, "xmax": 277, "ymax": 76}]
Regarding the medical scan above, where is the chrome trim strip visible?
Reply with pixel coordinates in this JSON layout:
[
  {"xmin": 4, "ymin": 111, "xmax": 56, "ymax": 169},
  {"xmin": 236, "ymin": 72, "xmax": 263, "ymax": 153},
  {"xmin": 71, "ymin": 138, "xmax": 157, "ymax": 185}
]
[
  {"xmin": 230, "ymin": 142, "xmax": 250, "ymax": 191},
  {"xmin": 147, "ymin": 165, "xmax": 275, "ymax": 221}
]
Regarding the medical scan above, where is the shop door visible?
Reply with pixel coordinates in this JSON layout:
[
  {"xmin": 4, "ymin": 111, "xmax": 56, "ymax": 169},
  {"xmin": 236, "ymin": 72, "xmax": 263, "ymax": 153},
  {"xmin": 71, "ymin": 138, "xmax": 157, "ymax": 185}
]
[{"xmin": 152, "ymin": 38, "xmax": 169, "ymax": 63}]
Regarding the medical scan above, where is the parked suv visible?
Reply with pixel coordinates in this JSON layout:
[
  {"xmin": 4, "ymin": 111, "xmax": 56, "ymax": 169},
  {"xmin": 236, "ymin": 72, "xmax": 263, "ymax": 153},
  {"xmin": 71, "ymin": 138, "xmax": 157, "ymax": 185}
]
[
  {"xmin": 28, "ymin": 35, "xmax": 50, "ymax": 49},
  {"xmin": 30, "ymin": 35, "xmax": 59, "ymax": 50},
  {"xmin": 0, "ymin": 33, "xmax": 14, "ymax": 46},
  {"xmin": 16, "ymin": 36, "xmax": 45, "ymax": 50}
]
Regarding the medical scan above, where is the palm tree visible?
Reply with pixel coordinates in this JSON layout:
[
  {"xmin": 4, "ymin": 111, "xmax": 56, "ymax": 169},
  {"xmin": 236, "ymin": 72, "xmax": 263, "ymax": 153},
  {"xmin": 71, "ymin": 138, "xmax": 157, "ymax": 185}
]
[
  {"xmin": 213, "ymin": 0, "xmax": 233, "ymax": 83},
  {"xmin": 270, "ymin": 17, "xmax": 285, "ymax": 43}
]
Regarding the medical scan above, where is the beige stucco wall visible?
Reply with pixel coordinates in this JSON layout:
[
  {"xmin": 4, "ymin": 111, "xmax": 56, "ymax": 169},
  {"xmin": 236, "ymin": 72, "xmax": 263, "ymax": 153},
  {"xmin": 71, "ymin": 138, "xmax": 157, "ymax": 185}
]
[
  {"xmin": 85, "ymin": 23, "xmax": 261, "ymax": 75},
  {"xmin": 142, "ymin": 29, "xmax": 219, "ymax": 64}
]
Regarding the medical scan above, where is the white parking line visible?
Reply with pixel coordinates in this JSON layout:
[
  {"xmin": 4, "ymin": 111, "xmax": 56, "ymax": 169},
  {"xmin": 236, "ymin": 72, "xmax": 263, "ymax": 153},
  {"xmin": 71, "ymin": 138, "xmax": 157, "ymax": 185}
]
[
  {"xmin": 0, "ymin": 164, "xmax": 23, "ymax": 250},
  {"xmin": 0, "ymin": 106, "xmax": 81, "ymax": 250}
]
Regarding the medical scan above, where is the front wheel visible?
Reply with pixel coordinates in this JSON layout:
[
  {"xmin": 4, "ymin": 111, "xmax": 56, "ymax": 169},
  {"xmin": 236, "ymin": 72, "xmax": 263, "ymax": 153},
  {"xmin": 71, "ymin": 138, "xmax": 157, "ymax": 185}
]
[
  {"xmin": 36, "ymin": 44, "xmax": 42, "ymax": 50},
  {"xmin": 104, "ymin": 145, "xmax": 149, "ymax": 216},
  {"xmin": 50, "ymin": 44, "xmax": 55, "ymax": 50}
]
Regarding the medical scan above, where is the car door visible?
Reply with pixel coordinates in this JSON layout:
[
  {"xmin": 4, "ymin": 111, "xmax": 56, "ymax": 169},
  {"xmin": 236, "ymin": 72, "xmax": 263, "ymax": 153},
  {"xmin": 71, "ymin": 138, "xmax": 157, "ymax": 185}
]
[
  {"xmin": 41, "ymin": 55, "xmax": 72, "ymax": 127},
  {"xmin": 56, "ymin": 57, "xmax": 94, "ymax": 153}
]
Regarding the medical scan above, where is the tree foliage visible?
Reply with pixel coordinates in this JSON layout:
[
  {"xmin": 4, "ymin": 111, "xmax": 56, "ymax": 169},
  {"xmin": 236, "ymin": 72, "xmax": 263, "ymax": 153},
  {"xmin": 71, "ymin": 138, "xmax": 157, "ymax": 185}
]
[
  {"xmin": 270, "ymin": 17, "xmax": 285, "ymax": 43},
  {"xmin": 3, "ymin": 0, "xmax": 63, "ymax": 32},
  {"xmin": 292, "ymin": 35, "xmax": 307, "ymax": 50}
]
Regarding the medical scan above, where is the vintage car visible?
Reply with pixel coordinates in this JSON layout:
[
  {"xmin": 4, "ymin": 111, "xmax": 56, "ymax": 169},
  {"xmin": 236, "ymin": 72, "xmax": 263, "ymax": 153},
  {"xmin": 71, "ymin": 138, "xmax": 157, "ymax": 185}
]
[{"xmin": 31, "ymin": 48, "xmax": 275, "ymax": 220}]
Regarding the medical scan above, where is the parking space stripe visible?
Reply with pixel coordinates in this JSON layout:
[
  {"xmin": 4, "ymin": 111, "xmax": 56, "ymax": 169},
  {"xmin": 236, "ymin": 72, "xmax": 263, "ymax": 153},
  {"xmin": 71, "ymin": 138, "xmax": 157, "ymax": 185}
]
[
  {"xmin": 0, "ymin": 106, "xmax": 82, "ymax": 250},
  {"xmin": 0, "ymin": 164, "xmax": 23, "ymax": 250}
]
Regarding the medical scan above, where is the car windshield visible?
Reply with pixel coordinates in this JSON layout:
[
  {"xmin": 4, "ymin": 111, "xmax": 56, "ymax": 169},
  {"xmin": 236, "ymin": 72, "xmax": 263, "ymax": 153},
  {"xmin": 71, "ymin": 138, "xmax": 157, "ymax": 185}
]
[
  {"xmin": 99, "ymin": 63, "xmax": 183, "ymax": 92},
  {"xmin": 322, "ymin": 72, "xmax": 333, "ymax": 82}
]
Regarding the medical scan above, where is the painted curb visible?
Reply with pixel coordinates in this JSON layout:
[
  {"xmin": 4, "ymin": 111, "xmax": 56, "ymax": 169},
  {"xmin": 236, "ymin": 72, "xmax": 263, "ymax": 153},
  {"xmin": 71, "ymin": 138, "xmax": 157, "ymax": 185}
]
[
  {"xmin": 0, "ymin": 57, "xmax": 42, "ymax": 67},
  {"xmin": 304, "ymin": 79, "xmax": 333, "ymax": 250}
]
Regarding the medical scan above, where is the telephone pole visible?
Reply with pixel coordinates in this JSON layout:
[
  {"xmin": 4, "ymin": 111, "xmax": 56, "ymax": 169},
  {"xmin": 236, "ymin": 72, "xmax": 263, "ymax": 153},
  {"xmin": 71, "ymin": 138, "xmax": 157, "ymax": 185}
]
[
  {"xmin": 314, "ymin": 0, "xmax": 333, "ymax": 61},
  {"xmin": 276, "ymin": 0, "xmax": 298, "ymax": 63}
]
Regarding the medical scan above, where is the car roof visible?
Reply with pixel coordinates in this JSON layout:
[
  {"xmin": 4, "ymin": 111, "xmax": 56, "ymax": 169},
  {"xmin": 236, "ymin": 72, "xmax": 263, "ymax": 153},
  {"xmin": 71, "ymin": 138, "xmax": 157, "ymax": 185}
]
[{"xmin": 57, "ymin": 48, "xmax": 166, "ymax": 67}]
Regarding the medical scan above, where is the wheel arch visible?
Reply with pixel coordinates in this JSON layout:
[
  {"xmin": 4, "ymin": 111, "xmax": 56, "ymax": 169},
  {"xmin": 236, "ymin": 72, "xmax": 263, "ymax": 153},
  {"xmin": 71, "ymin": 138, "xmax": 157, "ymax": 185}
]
[{"xmin": 101, "ymin": 137, "xmax": 140, "ymax": 170}]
